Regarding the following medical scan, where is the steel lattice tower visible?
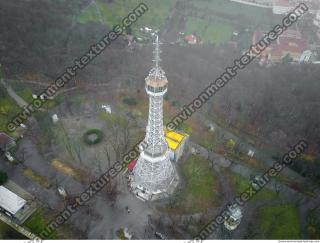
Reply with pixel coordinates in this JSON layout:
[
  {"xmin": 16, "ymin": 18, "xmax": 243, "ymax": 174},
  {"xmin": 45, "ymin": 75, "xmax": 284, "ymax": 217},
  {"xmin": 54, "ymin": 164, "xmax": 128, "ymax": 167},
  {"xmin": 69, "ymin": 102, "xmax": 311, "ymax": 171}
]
[{"xmin": 131, "ymin": 35, "xmax": 179, "ymax": 201}]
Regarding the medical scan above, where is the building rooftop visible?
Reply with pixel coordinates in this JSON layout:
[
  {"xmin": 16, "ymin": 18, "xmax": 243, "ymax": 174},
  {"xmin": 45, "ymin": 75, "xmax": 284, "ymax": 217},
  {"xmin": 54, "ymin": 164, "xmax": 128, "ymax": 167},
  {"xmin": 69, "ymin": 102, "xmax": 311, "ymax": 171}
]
[
  {"xmin": 0, "ymin": 186, "xmax": 26, "ymax": 215},
  {"xmin": 184, "ymin": 34, "xmax": 198, "ymax": 44},
  {"xmin": 165, "ymin": 130, "xmax": 189, "ymax": 151},
  {"xmin": 253, "ymin": 29, "xmax": 309, "ymax": 61}
]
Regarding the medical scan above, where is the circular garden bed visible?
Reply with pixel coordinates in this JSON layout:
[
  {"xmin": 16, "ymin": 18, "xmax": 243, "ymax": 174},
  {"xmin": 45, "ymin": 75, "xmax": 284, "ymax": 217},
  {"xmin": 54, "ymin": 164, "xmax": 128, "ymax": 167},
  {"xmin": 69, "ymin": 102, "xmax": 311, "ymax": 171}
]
[{"xmin": 83, "ymin": 129, "xmax": 103, "ymax": 145}]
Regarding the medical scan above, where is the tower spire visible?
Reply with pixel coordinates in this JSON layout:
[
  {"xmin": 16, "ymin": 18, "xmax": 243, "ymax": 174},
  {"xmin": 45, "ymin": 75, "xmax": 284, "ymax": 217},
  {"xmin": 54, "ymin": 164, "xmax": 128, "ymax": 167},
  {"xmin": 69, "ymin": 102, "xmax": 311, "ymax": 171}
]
[
  {"xmin": 150, "ymin": 35, "xmax": 165, "ymax": 80},
  {"xmin": 153, "ymin": 35, "xmax": 162, "ymax": 69}
]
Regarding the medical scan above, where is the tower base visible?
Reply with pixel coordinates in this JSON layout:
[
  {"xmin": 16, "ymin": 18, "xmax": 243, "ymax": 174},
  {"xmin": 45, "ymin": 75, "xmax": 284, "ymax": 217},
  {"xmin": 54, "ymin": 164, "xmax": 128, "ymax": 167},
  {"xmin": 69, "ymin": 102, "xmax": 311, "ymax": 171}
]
[{"xmin": 130, "ymin": 169, "xmax": 179, "ymax": 201}]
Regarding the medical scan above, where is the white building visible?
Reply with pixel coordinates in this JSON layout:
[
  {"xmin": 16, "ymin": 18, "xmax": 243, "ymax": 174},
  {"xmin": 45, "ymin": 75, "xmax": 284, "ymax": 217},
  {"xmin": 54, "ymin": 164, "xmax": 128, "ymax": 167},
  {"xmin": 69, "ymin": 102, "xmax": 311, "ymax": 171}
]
[{"xmin": 0, "ymin": 186, "xmax": 26, "ymax": 217}]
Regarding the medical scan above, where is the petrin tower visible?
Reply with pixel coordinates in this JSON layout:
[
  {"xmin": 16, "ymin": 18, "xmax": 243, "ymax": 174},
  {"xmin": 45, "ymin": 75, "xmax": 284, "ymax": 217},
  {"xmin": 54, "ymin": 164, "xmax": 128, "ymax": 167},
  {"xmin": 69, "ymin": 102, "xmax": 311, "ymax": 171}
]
[{"xmin": 131, "ymin": 36, "xmax": 179, "ymax": 201}]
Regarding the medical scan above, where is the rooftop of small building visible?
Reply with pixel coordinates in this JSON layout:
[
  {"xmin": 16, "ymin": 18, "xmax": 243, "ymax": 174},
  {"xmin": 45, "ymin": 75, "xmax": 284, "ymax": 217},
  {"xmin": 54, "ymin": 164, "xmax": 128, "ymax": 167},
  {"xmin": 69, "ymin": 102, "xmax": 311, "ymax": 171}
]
[
  {"xmin": 165, "ymin": 129, "xmax": 189, "ymax": 151},
  {"xmin": 0, "ymin": 185, "xmax": 26, "ymax": 215}
]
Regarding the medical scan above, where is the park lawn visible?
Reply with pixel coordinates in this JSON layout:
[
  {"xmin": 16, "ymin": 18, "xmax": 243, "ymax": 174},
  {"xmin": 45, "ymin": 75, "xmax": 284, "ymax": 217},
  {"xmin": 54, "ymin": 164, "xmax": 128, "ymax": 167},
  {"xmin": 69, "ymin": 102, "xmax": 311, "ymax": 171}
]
[
  {"xmin": 190, "ymin": 0, "xmax": 275, "ymax": 27},
  {"xmin": 77, "ymin": 1, "xmax": 106, "ymax": 24},
  {"xmin": 191, "ymin": 131, "xmax": 222, "ymax": 152},
  {"xmin": 173, "ymin": 155, "xmax": 219, "ymax": 213},
  {"xmin": 77, "ymin": 0, "xmax": 177, "ymax": 33},
  {"xmin": 259, "ymin": 204, "xmax": 301, "ymax": 239},
  {"xmin": 185, "ymin": 17, "xmax": 233, "ymax": 45},
  {"xmin": 203, "ymin": 23, "xmax": 233, "ymax": 44},
  {"xmin": 185, "ymin": 17, "xmax": 207, "ymax": 36},
  {"xmin": 17, "ymin": 89, "xmax": 33, "ymax": 103},
  {"xmin": 77, "ymin": 0, "xmax": 125, "ymax": 25},
  {"xmin": 0, "ymin": 90, "xmax": 21, "ymax": 135},
  {"xmin": 229, "ymin": 173, "xmax": 280, "ymax": 202},
  {"xmin": 24, "ymin": 209, "xmax": 58, "ymax": 239},
  {"xmin": 194, "ymin": 0, "xmax": 269, "ymax": 16}
]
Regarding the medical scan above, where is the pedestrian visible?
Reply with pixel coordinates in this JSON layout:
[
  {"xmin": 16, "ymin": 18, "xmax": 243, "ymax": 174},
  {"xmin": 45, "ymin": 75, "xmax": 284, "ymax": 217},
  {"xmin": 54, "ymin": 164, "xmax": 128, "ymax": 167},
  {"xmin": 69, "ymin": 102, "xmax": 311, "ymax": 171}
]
[{"xmin": 125, "ymin": 206, "xmax": 130, "ymax": 214}]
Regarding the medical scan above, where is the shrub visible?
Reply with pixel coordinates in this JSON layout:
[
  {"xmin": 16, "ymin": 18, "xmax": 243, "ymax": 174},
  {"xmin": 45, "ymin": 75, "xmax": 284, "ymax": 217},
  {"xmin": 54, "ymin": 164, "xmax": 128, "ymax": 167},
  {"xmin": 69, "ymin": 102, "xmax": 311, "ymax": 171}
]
[
  {"xmin": 83, "ymin": 129, "xmax": 103, "ymax": 145},
  {"xmin": 122, "ymin": 97, "xmax": 137, "ymax": 106},
  {"xmin": 0, "ymin": 171, "xmax": 8, "ymax": 185}
]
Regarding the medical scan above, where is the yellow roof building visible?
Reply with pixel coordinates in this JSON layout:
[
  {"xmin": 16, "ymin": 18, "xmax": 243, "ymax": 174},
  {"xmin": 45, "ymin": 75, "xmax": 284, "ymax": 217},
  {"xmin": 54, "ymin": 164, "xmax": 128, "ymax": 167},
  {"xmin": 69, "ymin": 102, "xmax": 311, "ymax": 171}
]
[{"xmin": 165, "ymin": 129, "xmax": 189, "ymax": 151}]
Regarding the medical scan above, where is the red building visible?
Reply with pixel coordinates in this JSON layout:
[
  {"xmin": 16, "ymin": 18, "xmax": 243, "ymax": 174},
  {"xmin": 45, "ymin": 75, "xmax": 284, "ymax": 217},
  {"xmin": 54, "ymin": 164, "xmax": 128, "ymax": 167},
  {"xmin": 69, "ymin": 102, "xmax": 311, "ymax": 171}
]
[{"xmin": 252, "ymin": 28, "xmax": 309, "ymax": 62}]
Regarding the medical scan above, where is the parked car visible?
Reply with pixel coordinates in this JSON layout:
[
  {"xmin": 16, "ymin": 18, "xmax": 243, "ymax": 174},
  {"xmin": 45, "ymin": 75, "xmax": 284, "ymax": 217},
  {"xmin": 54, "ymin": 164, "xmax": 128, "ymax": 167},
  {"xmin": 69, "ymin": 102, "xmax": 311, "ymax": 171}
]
[{"xmin": 4, "ymin": 152, "xmax": 14, "ymax": 162}]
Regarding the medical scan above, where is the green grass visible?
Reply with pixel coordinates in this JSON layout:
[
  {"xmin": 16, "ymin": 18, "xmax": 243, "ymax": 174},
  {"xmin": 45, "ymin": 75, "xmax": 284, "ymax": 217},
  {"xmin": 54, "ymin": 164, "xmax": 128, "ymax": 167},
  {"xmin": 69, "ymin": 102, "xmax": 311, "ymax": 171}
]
[
  {"xmin": 0, "ymin": 84, "xmax": 61, "ymax": 137},
  {"xmin": 77, "ymin": 0, "xmax": 177, "ymax": 33},
  {"xmin": 185, "ymin": 17, "xmax": 233, "ymax": 44},
  {"xmin": 83, "ymin": 128, "xmax": 103, "ymax": 145},
  {"xmin": 259, "ymin": 204, "xmax": 301, "ymax": 239},
  {"xmin": 24, "ymin": 209, "xmax": 58, "ymax": 239},
  {"xmin": 190, "ymin": 0, "xmax": 275, "ymax": 27},
  {"xmin": 194, "ymin": 0, "xmax": 269, "ymax": 16},
  {"xmin": 183, "ymin": 0, "xmax": 281, "ymax": 45},
  {"xmin": 229, "ymin": 173, "xmax": 280, "ymax": 202},
  {"xmin": 203, "ymin": 23, "xmax": 233, "ymax": 44},
  {"xmin": 17, "ymin": 89, "xmax": 33, "ymax": 103},
  {"xmin": 0, "ymin": 89, "xmax": 21, "ymax": 135},
  {"xmin": 185, "ymin": 17, "xmax": 207, "ymax": 36},
  {"xmin": 182, "ymin": 155, "xmax": 215, "ymax": 199},
  {"xmin": 191, "ymin": 131, "xmax": 218, "ymax": 151},
  {"xmin": 77, "ymin": 2, "xmax": 104, "ymax": 24},
  {"xmin": 171, "ymin": 155, "xmax": 219, "ymax": 213}
]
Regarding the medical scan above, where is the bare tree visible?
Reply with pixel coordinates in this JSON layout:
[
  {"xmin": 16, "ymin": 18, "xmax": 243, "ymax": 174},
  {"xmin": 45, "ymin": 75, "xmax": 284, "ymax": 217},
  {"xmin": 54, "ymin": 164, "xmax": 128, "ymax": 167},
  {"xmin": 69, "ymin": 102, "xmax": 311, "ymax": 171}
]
[
  {"xmin": 59, "ymin": 123, "xmax": 83, "ymax": 164},
  {"xmin": 103, "ymin": 114, "xmax": 132, "ymax": 161}
]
